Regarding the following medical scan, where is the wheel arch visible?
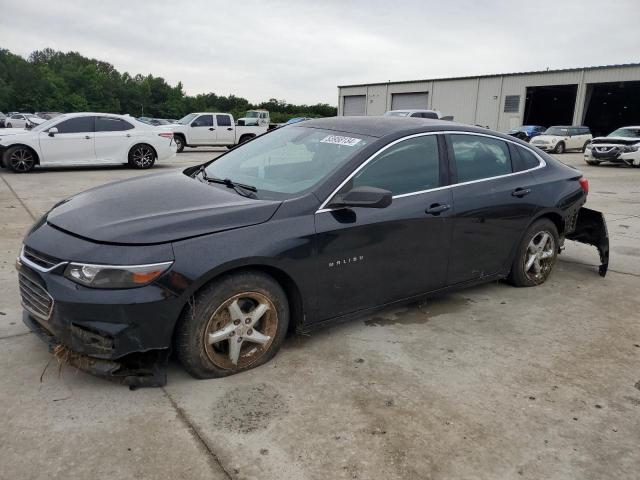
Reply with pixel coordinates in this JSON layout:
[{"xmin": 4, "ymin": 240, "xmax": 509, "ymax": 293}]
[
  {"xmin": 2, "ymin": 143, "xmax": 41, "ymax": 167},
  {"xmin": 238, "ymin": 133, "xmax": 256, "ymax": 144},
  {"xmin": 175, "ymin": 262, "xmax": 306, "ymax": 337},
  {"xmin": 531, "ymin": 210, "xmax": 565, "ymax": 237}
]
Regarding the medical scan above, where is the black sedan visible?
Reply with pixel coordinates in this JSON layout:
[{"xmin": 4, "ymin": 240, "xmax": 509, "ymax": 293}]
[{"xmin": 17, "ymin": 117, "xmax": 609, "ymax": 387}]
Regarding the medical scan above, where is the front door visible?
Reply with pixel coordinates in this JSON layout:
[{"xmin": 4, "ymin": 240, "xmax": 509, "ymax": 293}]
[
  {"xmin": 446, "ymin": 133, "xmax": 539, "ymax": 284},
  {"xmin": 38, "ymin": 116, "xmax": 95, "ymax": 164},
  {"xmin": 314, "ymin": 133, "xmax": 453, "ymax": 320},
  {"xmin": 189, "ymin": 114, "xmax": 216, "ymax": 145}
]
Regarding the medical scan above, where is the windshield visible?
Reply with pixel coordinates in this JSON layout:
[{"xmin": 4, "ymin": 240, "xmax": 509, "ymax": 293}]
[
  {"xmin": 177, "ymin": 113, "xmax": 198, "ymax": 125},
  {"xmin": 245, "ymin": 111, "xmax": 260, "ymax": 118},
  {"xmin": 203, "ymin": 126, "xmax": 373, "ymax": 198},
  {"xmin": 608, "ymin": 127, "xmax": 640, "ymax": 138},
  {"xmin": 31, "ymin": 115, "xmax": 68, "ymax": 132},
  {"xmin": 545, "ymin": 127, "xmax": 569, "ymax": 136},
  {"xmin": 385, "ymin": 111, "xmax": 410, "ymax": 117}
]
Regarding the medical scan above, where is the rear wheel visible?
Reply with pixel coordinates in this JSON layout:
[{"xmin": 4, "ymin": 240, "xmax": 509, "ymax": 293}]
[
  {"xmin": 128, "ymin": 144, "xmax": 156, "ymax": 169},
  {"xmin": 5, "ymin": 145, "xmax": 36, "ymax": 173},
  {"xmin": 174, "ymin": 135, "xmax": 185, "ymax": 153},
  {"xmin": 238, "ymin": 134, "xmax": 254, "ymax": 144},
  {"xmin": 6, "ymin": 123, "xmax": 12, "ymax": 128},
  {"xmin": 554, "ymin": 142, "xmax": 565, "ymax": 154},
  {"xmin": 175, "ymin": 271, "xmax": 289, "ymax": 379},
  {"xmin": 508, "ymin": 219, "xmax": 559, "ymax": 287}
]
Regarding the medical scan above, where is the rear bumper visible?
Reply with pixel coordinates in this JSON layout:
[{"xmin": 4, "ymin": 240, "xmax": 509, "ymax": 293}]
[{"xmin": 566, "ymin": 207, "xmax": 609, "ymax": 277}]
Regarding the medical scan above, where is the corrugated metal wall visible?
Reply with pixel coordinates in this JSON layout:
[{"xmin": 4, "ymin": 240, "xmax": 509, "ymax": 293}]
[{"xmin": 337, "ymin": 64, "xmax": 640, "ymax": 133}]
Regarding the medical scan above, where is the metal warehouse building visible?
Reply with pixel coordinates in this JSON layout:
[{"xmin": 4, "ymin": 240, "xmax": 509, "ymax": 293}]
[{"xmin": 337, "ymin": 63, "xmax": 640, "ymax": 136}]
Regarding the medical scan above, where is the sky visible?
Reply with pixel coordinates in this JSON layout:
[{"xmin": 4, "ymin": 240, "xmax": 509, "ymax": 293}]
[{"xmin": 1, "ymin": 0, "xmax": 639, "ymax": 106}]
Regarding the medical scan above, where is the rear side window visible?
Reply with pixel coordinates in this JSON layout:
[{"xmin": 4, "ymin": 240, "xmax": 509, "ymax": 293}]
[
  {"xmin": 216, "ymin": 115, "xmax": 232, "ymax": 127},
  {"xmin": 352, "ymin": 135, "xmax": 440, "ymax": 195},
  {"xmin": 55, "ymin": 116, "xmax": 94, "ymax": 134},
  {"xmin": 511, "ymin": 145, "xmax": 541, "ymax": 172},
  {"xmin": 192, "ymin": 115, "xmax": 213, "ymax": 127},
  {"xmin": 95, "ymin": 117, "xmax": 134, "ymax": 132},
  {"xmin": 450, "ymin": 134, "xmax": 511, "ymax": 182}
]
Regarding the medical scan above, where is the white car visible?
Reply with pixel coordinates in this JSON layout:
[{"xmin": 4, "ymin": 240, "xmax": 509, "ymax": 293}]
[
  {"xmin": 0, "ymin": 112, "xmax": 176, "ymax": 173},
  {"xmin": 5, "ymin": 113, "xmax": 44, "ymax": 129},
  {"xmin": 584, "ymin": 126, "xmax": 640, "ymax": 167},
  {"xmin": 530, "ymin": 126, "xmax": 592, "ymax": 154}
]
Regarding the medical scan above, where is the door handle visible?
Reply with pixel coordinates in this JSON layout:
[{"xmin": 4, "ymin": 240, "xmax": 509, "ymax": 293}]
[
  {"xmin": 227, "ymin": 127, "xmax": 233, "ymax": 131},
  {"xmin": 511, "ymin": 187, "xmax": 531, "ymax": 197},
  {"xmin": 84, "ymin": 135, "xmax": 91, "ymax": 140},
  {"xmin": 126, "ymin": 134, "xmax": 131, "ymax": 137},
  {"xmin": 425, "ymin": 203, "xmax": 451, "ymax": 215},
  {"xmin": 209, "ymin": 127, "xmax": 215, "ymax": 131}
]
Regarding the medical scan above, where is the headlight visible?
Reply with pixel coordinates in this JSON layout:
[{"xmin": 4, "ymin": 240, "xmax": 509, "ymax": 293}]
[
  {"xmin": 622, "ymin": 145, "xmax": 639, "ymax": 152},
  {"xmin": 64, "ymin": 261, "xmax": 173, "ymax": 289}
]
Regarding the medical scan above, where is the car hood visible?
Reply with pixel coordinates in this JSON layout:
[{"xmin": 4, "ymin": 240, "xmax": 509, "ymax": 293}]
[
  {"xmin": 0, "ymin": 128, "xmax": 29, "ymax": 137},
  {"xmin": 46, "ymin": 170, "xmax": 282, "ymax": 245},
  {"xmin": 591, "ymin": 136, "xmax": 640, "ymax": 146},
  {"xmin": 531, "ymin": 135, "xmax": 564, "ymax": 143}
]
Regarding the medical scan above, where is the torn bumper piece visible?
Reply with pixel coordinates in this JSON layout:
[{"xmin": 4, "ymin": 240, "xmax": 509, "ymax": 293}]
[
  {"xmin": 566, "ymin": 207, "xmax": 609, "ymax": 277},
  {"xmin": 24, "ymin": 313, "xmax": 168, "ymax": 388}
]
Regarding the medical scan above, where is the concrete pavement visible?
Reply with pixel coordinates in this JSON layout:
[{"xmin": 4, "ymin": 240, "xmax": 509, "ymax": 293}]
[{"xmin": 1, "ymin": 150, "xmax": 638, "ymax": 479}]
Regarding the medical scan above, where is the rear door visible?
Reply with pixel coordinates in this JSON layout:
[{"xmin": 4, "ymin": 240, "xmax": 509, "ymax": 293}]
[
  {"xmin": 189, "ymin": 114, "xmax": 216, "ymax": 144},
  {"xmin": 94, "ymin": 116, "xmax": 136, "ymax": 162},
  {"xmin": 314, "ymin": 133, "xmax": 453, "ymax": 320},
  {"xmin": 38, "ymin": 116, "xmax": 95, "ymax": 164},
  {"xmin": 215, "ymin": 114, "xmax": 235, "ymax": 145},
  {"xmin": 446, "ymin": 133, "xmax": 539, "ymax": 284}
]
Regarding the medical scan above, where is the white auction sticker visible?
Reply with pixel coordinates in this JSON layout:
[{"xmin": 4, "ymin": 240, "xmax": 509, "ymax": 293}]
[{"xmin": 320, "ymin": 135, "xmax": 362, "ymax": 146}]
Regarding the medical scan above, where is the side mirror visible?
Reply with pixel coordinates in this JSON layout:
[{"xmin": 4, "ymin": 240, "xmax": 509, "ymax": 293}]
[
  {"xmin": 328, "ymin": 186, "xmax": 392, "ymax": 209},
  {"xmin": 48, "ymin": 127, "xmax": 59, "ymax": 137}
]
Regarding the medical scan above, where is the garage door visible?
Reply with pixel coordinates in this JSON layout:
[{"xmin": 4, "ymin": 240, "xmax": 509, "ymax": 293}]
[
  {"xmin": 391, "ymin": 92, "xmax": 429, "ymax": 110},
  {"xmin": 343, "ymin": 95, "xmax": 366, "ymax": 116}
]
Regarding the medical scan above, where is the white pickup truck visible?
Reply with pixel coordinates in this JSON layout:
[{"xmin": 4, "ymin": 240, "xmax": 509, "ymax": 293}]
[{"xmin": 172, "ymin": 112, "xmax": 268, "ymax": 152}]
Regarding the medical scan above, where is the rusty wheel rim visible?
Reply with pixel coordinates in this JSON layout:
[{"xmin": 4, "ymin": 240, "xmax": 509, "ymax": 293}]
[{"xmin": 203, "ymin": 291, "xmax": 278, "ymax": 370}]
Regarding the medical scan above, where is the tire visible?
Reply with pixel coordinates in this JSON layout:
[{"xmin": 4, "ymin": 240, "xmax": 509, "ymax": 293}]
[
  {"xmin": 582, "ymin": 141, "xmax": 591, "ymax": 153},
  {"xmin": 6, "ymin": 123, "xmax": 12, "ymax": 128},
  {"xmin": 4, "ymin": 145, "xmax": 36, "ymax": 173},
  {"xmin": 238, "ymin": 134, "xmax": 254, "ymax": 145},
  {"xmin": 174, "ymin": 135, "xmax": 185, "ymax": 153},
  {"xmin": 553, "ymin": 142, "xmax": 565, "ymax": 154},
  {"xmin": 516, "ymin": 133, "xmax": 529, "ymax": 142},
  {"xmin": 128, "ymin": 143, "xmax": 156, "ymax": 169},
  {"xmin": 586, "ymin": 160, "xmax": 601, "ymax": 166},
  {"xmin": 508, "ymin": 219, "xmax": 559, "ymax": 287},
  {"xmin": 175, "ymin": 271, "xmax": 289, "ymax": 379}
]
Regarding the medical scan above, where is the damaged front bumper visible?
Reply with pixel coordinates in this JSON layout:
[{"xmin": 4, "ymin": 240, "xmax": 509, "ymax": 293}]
[{"xmin": 566, "ymin": 207, "xmax": 609, "ymax": 277}]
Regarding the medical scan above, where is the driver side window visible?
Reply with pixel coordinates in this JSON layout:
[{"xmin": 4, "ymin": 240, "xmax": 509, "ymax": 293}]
[
  {"xmin": 351, "ymin": 135, "xmax": 440, "ymax": 195},
  {"xmin": 192, "ymin": 115, "xmax": 213, "ymax": 127}
]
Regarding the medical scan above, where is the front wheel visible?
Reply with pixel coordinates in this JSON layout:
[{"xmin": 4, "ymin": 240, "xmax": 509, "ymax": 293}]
[
  {"xmin": 175, "ymin": 271, "xmax": 289, "ymax": 379},
  {"xmin": 6, "ymin": 123, "xmax": 12, "ymax": 128},
  {"xmin": 5, "ymin": 145, "xmax": 36, "ymax": 173},
  {"xmin": 128, "ymin": 144, "xmax": 156, "ymax": 169},
  {"xmin": 508, "ymin": 219, "xmax": 559, "ymax": 287},
  {"xmin": 554, "ymin": 142, "xmax": 565, "ymax": 154}
]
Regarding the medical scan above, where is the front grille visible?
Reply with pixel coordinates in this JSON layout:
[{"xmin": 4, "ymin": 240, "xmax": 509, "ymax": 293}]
[
  {"xmin": 22, "ymin": 246, "xmax": 62, "ymax": 270},
  {"xmin": 18, "ymin": 270, "xmax": 54, "ymax": 321}
]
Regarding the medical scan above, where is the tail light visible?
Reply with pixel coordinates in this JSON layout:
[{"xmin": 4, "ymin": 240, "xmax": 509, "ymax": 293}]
[
  {"xmin": 158, "ymin": 132, "xmax": 173, "ymax": 139},
  {"xmin": 579, "ymin": 177, "xmax": 589, "ymax": 194}
]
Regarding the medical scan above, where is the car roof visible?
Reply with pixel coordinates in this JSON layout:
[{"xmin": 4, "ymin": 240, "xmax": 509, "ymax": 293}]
[{"xmin": 298, "ymin": 116, "xmax": 509, "ymax": 139}]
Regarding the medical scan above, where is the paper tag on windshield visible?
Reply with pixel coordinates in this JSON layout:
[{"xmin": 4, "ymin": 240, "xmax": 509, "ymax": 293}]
[{"xmin": 320, "ymin": 135, "xmax": 362, "ymax": 146}]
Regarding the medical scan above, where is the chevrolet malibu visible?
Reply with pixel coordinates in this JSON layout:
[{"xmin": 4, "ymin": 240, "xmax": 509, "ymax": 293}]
[{"xmin": 17, "ymin": 117, "xmax": 609, "ymax": 387}]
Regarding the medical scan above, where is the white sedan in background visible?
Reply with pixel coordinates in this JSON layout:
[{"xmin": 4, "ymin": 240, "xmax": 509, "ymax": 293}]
[
  {"xmin": 5, "ymin": 113, "xmax": 45, "ymax": 129},
  {"xmin": 0, "ymin": 113, "xmax": 176, "ymax": 172}
]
